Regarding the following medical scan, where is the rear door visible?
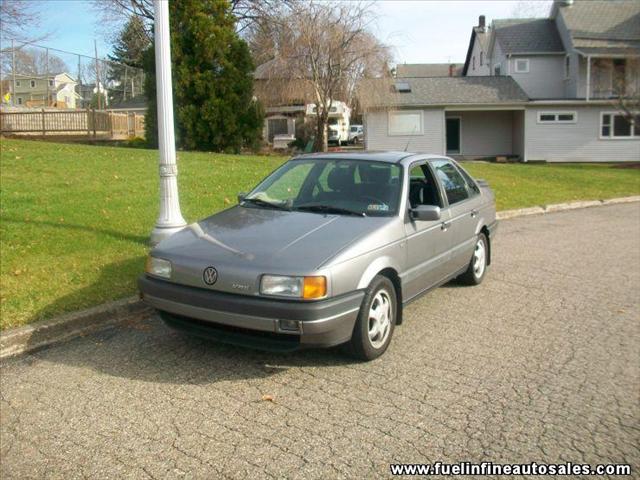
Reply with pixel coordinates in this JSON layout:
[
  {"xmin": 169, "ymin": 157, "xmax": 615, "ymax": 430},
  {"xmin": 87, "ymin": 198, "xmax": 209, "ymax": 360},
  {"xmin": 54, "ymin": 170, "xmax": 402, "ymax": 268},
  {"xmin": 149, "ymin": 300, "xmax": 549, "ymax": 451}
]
[
  {"xmin": 430, "ymin": 159, "xmax": 480, "ymax": 273},
  {"xmin": 403, "ymin": 162, "xmax": 452, "ymax": 300}
]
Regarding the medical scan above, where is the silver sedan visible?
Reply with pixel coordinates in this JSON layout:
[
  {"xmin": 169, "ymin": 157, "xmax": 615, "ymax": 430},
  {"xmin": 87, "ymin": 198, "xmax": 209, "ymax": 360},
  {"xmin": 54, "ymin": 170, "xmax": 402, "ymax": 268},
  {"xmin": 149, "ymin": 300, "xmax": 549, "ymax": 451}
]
[{"xmin": 139, "ymin": 152, "xmax": 497, "ymax": 360}]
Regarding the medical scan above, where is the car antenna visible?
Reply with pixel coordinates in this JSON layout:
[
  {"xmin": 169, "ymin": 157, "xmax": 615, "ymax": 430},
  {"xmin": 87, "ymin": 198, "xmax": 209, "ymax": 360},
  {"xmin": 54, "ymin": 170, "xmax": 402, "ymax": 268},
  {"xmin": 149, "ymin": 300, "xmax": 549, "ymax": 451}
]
[{"xmin": 404, "ymin": 125, "xmax": 417, "ymax": 151}]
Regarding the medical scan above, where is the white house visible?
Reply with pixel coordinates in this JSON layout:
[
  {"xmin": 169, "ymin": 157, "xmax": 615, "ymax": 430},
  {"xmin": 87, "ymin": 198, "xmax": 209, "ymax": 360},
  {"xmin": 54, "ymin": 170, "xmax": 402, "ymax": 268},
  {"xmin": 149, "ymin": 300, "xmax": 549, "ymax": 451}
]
[{"xmin": 362, "ymin": 0, "xmax": 640, "ymax": 162}]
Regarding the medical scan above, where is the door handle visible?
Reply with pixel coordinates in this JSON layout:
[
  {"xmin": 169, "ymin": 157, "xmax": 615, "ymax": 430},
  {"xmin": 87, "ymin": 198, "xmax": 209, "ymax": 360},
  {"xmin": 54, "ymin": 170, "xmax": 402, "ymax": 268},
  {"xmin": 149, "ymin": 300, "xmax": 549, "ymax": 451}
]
[
  {"xmin": 471, "ymin": 209, "xmax": 478, "ymax": 218},
  {"xmin": 441, "ymin": 221, "xmax": 450, "ymax": 231}
]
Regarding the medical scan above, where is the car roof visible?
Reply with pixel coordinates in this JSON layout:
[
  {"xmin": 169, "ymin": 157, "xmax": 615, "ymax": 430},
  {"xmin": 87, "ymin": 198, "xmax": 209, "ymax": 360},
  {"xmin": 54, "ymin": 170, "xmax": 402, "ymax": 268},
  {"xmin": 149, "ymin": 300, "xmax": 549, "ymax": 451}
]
[{"xmin": 291, "ymin": 151, "xmax": 446, "ymax": 165}]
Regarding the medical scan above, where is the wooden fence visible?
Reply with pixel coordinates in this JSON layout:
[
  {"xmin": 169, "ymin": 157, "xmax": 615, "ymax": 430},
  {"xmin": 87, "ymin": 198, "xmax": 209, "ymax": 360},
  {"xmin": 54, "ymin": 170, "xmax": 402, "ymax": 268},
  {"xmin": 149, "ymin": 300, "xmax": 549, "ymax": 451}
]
[{"xmin": 0, "ymin": 109, "xmax": 145, "ymax": 140}]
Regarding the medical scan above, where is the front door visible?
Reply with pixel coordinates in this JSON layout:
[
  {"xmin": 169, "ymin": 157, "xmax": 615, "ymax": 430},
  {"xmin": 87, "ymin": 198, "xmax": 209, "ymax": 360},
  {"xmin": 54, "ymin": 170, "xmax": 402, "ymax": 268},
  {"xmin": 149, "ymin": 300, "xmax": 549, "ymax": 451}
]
[
  {"xmin": 403, "ymin": 163, "xmax": 452, "ymax": 301},
  {"xmin": 430, "ymin": 159, "xmax": 479, "ymax": 273},
  {"xmin": 446, "ymin": 117, "xmax": 461, "ymax": 154}
]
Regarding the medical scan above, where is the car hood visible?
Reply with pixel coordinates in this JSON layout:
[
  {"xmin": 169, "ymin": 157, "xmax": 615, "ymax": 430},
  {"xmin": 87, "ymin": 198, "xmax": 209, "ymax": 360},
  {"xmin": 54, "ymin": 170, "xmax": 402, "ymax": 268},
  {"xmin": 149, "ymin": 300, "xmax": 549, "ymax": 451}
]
[{"xmin": 153, "ymin": 206, "xmax": 390, "ymax": 293}]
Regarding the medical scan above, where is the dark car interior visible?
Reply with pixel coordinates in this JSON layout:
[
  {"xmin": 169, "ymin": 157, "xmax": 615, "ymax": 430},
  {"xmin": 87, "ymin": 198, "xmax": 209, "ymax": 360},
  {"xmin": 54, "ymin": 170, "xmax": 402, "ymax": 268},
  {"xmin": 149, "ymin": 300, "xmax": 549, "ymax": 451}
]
[
  {"xmin": 409, "ymin": 164, "xmax": 442, "ymax": 209},
  {"xmin": 299, "ymin": 161, "xmax": 402, "ymax": 215}
]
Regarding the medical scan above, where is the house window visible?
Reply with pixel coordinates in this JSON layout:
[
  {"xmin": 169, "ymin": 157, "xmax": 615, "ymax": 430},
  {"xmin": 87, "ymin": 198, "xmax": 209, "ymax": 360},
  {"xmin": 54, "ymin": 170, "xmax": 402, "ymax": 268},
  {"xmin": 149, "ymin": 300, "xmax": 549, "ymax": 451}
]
[
  {"xmin": 537, "ymin": 112, "xmax": 577, "ymax": 124},
  {"xmin": 514, "ymin": 58, "xmax": 529, "ymax": 73},
  {"xmin": 49, "ymin": 79, "xmax": 54, "ymax": 87},
  {"xmin": 472, "ymin": 56, "xmax": 476, "ymax": 70},
  {"xmin": 480, "ymin": 52, "xmax": 483, "ymax": 66},
  {"xmin": 17, "ymin": 97, "xmax": 23, "ymax": 105},
  {"xmin": 564, "ymin": 55, "xmax": 570, "ymax": 79},
  {"xmin": 15, "ymin": 80, "xmax": 21, "ymax": 87},
  {"xmin": 30, "ymin": 80, "xmax": 36, "ymax": 88},
  {"xmin": 388, "ymin": 110, "xmax": 423, "ymax": 136},
  {"xmin": 601, "ymin": 113, "xmax": 639, "ymax": 138},
  {"xmin": 494, "ymin": 65, "xmax": 501, "ymax": 76}
]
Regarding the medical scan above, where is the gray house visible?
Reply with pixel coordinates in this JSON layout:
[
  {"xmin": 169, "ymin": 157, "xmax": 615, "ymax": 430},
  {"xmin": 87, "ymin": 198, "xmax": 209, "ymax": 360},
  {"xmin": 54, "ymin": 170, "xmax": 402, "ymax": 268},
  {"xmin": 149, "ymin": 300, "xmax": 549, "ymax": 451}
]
[{"xmin": 363, "ymin": 0, "xmax": 639, "ymax": 162}]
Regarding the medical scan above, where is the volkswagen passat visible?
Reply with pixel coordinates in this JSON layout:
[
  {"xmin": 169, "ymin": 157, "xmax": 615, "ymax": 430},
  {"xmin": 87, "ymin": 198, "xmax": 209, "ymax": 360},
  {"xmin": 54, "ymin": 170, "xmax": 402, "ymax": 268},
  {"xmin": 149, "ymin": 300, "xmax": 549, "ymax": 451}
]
[{"xmin": 139, "ymin": 152, "xmax": 497, "ymax": 360}]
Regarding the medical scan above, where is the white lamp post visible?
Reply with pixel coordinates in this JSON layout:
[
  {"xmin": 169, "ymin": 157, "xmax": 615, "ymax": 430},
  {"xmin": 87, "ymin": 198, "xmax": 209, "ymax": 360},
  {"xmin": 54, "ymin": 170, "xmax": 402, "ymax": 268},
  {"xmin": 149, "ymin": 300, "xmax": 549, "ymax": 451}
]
[{"xmin": 150, "ymin": 0, "xmax": 187, "ymax": 246}]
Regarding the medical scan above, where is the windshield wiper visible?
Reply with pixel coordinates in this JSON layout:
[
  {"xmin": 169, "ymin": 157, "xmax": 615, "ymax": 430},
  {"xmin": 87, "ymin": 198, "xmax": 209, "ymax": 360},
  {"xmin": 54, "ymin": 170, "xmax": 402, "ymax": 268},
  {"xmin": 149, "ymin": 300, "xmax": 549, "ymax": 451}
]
[
  {"xmin": 295, "ymin": 204, "xmax": 366, "ymax": 217},
  {"xmin": 242, "ymin": 197, "xmax": 290, "ymax": 211}
]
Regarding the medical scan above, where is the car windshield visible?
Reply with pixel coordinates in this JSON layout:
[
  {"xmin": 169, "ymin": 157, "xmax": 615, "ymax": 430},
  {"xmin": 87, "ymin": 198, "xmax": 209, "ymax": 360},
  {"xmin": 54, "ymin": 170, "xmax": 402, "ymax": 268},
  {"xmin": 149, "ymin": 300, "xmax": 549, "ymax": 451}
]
[{"xmin": 244, "ymin": 159, "xmax": 402, "ymax": 217}]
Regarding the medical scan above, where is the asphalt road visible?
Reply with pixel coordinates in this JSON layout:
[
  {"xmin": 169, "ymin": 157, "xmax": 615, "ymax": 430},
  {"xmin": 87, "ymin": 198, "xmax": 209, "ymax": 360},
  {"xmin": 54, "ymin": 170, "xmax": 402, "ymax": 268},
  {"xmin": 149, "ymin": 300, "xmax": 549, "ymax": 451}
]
[{"xmin": 1, "ymin": 203, "xmax": 639, "ymax": 479}]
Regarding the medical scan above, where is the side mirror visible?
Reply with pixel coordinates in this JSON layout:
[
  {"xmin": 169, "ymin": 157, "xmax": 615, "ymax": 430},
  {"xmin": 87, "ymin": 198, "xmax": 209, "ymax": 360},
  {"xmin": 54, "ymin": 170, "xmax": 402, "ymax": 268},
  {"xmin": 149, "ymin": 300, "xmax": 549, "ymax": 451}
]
[
  {"xmin": 237, "ymin": 192, "xmax": 247, "ymax": 203},
  {"xmin": 410, "ymin": 205, "xmax": 441, "ymax": 222}
]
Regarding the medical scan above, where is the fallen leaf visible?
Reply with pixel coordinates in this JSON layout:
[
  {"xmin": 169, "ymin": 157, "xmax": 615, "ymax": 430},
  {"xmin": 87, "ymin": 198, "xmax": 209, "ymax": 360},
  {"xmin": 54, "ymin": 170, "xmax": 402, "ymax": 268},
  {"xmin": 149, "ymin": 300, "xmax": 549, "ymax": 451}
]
[
  {"xmin": 13, "ymin": 270, "xmax": 21, "ymax": 276},
  {"xmin": 224, "ymin": 197, "xmax": 231, "ymax": 205},
  {"xmin": 261, "ymin": 394, "xmax": 275, "ymax": 403}
]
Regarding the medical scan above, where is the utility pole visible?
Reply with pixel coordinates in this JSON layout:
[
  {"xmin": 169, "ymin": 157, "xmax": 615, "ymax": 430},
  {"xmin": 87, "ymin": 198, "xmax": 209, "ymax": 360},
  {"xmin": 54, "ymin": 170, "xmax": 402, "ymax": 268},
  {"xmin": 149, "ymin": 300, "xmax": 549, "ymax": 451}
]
[
  {"xmin": 94, "ymin": 40, "xmax": 101, "ymax": 110},
  {"xmin": 11, "ymin": 39, "xmax": 16, "ymax": 106},
  {"xmin": 45, "ymin": 48, "xmax": 49, "ymax": 107},
  {"xmin": 149, "ymin": 0, "xmax": 187, "ymax": 246}
]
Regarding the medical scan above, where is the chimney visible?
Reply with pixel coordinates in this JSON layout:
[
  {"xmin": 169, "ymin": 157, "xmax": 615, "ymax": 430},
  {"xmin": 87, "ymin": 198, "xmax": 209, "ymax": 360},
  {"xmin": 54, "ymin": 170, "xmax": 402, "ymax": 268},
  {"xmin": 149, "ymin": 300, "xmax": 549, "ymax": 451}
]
[
  {"xmin": 449, "ymin": 64, "xmax": 455, "ymax": 77},
  {"xmin": 479, "ymin": 15, "xmax": 486, "ymax": 31}
]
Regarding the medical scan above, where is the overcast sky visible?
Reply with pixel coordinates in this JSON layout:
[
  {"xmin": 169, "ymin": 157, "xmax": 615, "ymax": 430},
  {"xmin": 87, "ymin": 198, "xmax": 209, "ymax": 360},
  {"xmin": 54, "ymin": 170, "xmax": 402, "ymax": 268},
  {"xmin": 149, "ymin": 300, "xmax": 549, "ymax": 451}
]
[
  {"xmin": 373, "ymin": 0, "xmax": 552, "ymax": 65},
  {"xmin": 11, "ymin": 1, "xmax": 552, "ymax": 65}
]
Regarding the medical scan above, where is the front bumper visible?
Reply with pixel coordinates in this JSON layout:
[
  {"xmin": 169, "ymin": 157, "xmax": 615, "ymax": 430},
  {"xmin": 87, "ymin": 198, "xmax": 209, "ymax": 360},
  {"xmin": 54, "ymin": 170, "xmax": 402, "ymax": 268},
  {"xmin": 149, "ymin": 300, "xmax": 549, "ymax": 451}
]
[{"xmin": 138, "ymin": 276, "xmax": 363, "ymax": 350}]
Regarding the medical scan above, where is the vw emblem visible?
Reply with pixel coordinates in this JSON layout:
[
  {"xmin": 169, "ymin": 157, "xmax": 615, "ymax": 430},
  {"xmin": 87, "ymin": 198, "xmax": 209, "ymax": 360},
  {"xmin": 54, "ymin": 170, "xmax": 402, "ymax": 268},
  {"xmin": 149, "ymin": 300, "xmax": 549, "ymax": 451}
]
[{"xmin": 203, "ymin": 266, "xmax": 218, "ymax": 285}]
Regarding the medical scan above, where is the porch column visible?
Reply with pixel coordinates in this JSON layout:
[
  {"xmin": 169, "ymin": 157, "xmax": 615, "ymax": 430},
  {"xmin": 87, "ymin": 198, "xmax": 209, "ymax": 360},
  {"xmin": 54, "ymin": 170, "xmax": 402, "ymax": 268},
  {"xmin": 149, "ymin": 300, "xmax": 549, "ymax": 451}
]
[{"xmin": 586, "ymin": 55, "xmax": 591, "ymax": 101}]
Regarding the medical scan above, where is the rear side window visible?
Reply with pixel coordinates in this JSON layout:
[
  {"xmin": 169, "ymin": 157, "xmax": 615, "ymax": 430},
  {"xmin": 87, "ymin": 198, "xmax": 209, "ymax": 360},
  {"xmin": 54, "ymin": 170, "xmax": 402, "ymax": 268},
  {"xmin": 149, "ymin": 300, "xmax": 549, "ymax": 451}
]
[
  {"xmin": 431, "ymin": 160, "xmax": 470, "ymax": 205},
  {"xmin": 456, "ymin": 164, "xmax": 480, "ymax": 195}
]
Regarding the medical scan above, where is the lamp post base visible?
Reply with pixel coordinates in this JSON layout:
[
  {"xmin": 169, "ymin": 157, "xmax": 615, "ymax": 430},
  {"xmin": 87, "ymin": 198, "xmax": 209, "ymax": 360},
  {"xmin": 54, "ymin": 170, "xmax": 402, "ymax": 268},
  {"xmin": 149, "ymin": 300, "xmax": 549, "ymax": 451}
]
[{"xmin": 150, "ymin": 224, "xmax": 187, "ymax": 247}]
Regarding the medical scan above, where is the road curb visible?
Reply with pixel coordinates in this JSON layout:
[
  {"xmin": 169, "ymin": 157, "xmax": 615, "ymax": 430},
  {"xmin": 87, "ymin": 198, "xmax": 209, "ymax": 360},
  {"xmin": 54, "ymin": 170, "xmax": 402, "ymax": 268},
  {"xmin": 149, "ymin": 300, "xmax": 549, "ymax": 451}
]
[
  {"xmin": 1, "ymin": 195, "xmax": 639, "ymax": 360},
  {"xmin": 496, "ymin": 195, "xmax": 640, "ymax": 220},
  {"xmin": 0, "ymin": 297, "xmax": 152, "ymax": 360}
]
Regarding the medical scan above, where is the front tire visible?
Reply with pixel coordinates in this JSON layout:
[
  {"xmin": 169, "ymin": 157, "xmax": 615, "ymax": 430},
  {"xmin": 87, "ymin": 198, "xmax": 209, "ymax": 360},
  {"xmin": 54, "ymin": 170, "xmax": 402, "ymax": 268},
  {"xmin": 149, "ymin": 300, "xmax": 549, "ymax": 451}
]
[
  {"xmin": 347, "ymin": 275, "xmax": 397, "ymax": 361},
  {"xmin": 458, "ymin": 232, "xmax": 488, "ymax": 285}
]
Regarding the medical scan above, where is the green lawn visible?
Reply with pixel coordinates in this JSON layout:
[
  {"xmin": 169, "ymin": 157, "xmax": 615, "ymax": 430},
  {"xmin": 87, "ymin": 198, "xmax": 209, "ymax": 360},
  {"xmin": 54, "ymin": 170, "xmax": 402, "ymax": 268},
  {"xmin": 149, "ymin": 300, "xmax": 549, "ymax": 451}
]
[{"xmin": 1, "ymin": 138, "xmax": 639, "ymax": 329}]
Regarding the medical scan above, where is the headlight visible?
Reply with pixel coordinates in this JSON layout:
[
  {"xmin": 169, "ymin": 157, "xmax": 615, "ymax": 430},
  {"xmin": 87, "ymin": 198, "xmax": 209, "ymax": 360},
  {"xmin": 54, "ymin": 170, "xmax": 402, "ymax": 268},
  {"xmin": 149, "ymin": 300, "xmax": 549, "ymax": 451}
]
[
  {"xmin": 145, "ymin": 256, "xmax": 172, "ymax": 279},
  {"xmin": 260, "ymin": 275, "xmax": 326, "ymax": 299}
]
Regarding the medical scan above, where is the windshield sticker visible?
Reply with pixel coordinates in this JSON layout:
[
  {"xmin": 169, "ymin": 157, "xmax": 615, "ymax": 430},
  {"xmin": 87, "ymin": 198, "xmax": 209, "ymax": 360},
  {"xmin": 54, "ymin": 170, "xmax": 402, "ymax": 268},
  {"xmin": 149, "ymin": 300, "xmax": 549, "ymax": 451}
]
[{"xmin": 367, "ymin": 204, "xmax": 389, "ymax": 211}]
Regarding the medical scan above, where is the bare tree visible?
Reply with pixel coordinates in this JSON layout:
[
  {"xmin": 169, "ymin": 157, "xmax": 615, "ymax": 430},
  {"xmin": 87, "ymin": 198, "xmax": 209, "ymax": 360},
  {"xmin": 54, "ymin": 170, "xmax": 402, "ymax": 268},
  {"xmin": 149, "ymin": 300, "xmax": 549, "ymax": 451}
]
[
  {"xmin": 91, "ymin": 0, "xmax": 290, "ymax": 40},
  {"xmin": 612, "ymin": 61, "xmax": 639, "ymax": 125},
  {"xmin": 252, "ymin": 1, "xmax": 390, "ymax": 151},
  {"xmin": 0, "ymin": 0, "xmax": 48, "ymax": 42},
  {"xmin": 510, "ymin": 1, "xmax": 553, "ymax": 18},
  {"xmin": 0, "ymin": 47, "xmax": 68, "ymax": 76}
]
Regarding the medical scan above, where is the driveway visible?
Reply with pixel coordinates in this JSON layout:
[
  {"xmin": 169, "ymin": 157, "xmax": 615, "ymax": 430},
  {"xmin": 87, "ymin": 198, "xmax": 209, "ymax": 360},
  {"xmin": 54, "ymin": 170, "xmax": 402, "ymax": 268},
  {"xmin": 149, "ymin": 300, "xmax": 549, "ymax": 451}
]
[{"xmin": 1, "ymin": 203, "xmax": 639, "ymax": 479}]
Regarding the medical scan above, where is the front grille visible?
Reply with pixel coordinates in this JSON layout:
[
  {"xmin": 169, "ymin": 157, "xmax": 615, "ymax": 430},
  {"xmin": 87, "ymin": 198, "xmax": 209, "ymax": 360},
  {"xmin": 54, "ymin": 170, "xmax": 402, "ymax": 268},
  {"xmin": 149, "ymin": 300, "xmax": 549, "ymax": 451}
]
[{"xmin": 159, "ymin": 311, "xmax": 301, "ymax": 352}]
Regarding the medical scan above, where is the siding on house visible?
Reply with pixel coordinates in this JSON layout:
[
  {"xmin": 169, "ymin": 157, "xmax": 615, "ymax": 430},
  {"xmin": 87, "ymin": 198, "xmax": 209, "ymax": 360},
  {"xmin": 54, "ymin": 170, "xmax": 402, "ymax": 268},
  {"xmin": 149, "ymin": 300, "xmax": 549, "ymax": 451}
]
[
  {"xmin": 512, "ymin": 110, "xmax": 525, "ymax": 158},
  {"xmin": 467, "ymin": 38, "xmax": 491, "ymax": 77},
  {"xmin": 525, "ymin": 106, "xmax": 640, "ymax": 162},
  {"xmin": 508, "ymin": 55, "xmax": 566, "ymax": 99},
  {"xmin": 445, "ymin": 110, "xmax": 516, "ymax": 156},
  {"xmin": 553, "ymin": 10, "xmax": 580, "ymax": 98},
  {"xmin": 365, "ymin": 108, "xmax": 445, "ymax": 153},
  {"xmin": 491, "ymin": 41, "xmax": 508, "ymax": 75}
]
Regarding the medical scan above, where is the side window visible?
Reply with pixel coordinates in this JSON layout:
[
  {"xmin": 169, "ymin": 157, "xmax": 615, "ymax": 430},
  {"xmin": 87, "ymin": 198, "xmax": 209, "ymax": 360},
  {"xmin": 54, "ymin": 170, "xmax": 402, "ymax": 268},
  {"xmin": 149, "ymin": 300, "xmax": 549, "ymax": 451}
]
[
  {"xmin": 431, "ymin": 160, "xmax": 470, "ymax": 205},
  {"xmin": 456, "ymin": 164, "xmax": 480, "ymax": 196},
  {"xmin": 408, "ymin": 164, "xmax": 442, "ymax": 208}
]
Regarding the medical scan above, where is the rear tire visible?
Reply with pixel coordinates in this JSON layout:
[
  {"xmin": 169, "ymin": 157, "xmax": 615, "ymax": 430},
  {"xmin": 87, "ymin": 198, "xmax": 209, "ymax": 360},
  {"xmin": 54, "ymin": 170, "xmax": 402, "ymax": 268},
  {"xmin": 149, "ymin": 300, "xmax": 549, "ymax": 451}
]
[
  {"xmin": 458, "ymin": 232, "xmax": 488, "ymax": 285},
  {"xmin": 347, "ymin": 275, "xmax": 397, "ymax": 361}
]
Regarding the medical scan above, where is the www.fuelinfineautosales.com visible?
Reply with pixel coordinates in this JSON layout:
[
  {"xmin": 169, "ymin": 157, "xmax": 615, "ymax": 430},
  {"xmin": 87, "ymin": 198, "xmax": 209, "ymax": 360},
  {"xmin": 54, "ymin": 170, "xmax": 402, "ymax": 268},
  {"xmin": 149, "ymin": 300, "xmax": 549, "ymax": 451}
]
[{"xmin": 389, "ymin": 461, "xmax": 632, "ymax": 476}]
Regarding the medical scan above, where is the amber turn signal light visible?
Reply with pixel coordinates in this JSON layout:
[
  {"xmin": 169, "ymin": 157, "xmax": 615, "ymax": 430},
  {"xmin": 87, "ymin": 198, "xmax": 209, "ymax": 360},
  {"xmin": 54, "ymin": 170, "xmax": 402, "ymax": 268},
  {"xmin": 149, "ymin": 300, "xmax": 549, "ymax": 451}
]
[{"xmin": 303, "ymin": 276, "xmax": 327, "ymax": 299}]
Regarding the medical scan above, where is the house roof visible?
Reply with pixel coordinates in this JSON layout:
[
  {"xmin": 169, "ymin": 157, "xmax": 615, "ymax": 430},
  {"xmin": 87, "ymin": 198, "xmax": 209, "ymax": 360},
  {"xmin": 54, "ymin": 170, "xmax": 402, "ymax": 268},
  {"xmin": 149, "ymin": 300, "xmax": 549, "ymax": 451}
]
[
  {"xmin": 556, "ymin": 0, "xmax": 640, "ymax": 56},
  {"xmin": 396, "ymin": 63, "xmax": 463, "ymax": 77},
  {"xmin": 359, "ymin": 76, "xmax": 529, "ymax": 109},
  {"xmin": 493, "ymin": 18, "xmax": 565, "ymax": 54}
]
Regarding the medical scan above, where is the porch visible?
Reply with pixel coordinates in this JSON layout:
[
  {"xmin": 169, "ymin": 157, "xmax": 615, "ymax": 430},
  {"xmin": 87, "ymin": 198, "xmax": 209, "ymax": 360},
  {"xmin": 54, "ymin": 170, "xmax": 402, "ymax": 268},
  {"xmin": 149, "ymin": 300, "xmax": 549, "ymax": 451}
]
[{"xmin": 444, "ymin": 109, "xmax": 525, "ymax": 161}]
